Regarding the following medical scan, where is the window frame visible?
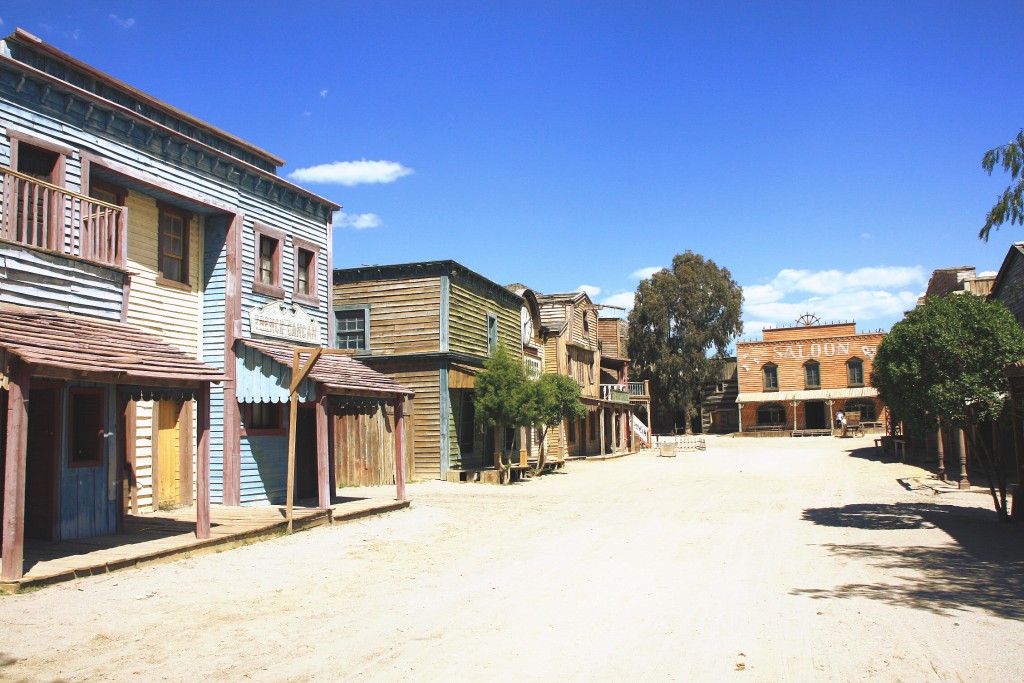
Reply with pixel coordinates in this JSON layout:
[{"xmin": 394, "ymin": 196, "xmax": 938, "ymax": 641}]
[
  {"xmin": 756, "ymin": 402, "xmax": 786, "ymax": 426},
  {"xmin": 7, "ymin": 130, "xmax": 71, "ymax": 187},
  {"xmin": 252, "ymin": 222, "xmax": 286, "ymax": 298},
  {"xmin": 88, "ymin": 178, "xmax": 126, "ymax": 206},
  {"xmin": 847, "ymin": 358, "xmax": 865, "ymax": 387},
  {"xmin": 241, "ymin": 402, "xmax": 286, "ymax": 436},
  {"xmin": 68, "ymin": 387, "xmax": 106, "ymax": 468},
  {"xmin": 334, "ymin": 305, "xmax": 370, "ymax": 352},
  {"xmin": 292, "ymin": 236, "xmax": 320, "ymax": 306},
  {"xmin": 804, "ymin": 360, "xmax": 821, "ymax": 389},
  {"xmin": 157, "ymin": 202, "xmax": 192, "ymax": 288},
  {"xmin": 762, "ymin": 363, "xmax": 779, "ymax": 392}
]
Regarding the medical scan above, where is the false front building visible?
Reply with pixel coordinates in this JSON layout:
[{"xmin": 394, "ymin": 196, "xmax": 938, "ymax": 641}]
[{"xmin": 735, "ymin": 321, "xmax": 885, "ymax": 434}]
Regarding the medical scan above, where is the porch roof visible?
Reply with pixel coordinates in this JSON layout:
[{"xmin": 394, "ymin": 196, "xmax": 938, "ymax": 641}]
[
  {"xmin": 239, "ymin": 338, "xmax": 413, "ymax": 398},
  {"xmin": 0, "ymin": 304, "xmax": 222, "ymax": 386},
  {"xmin": 735, "ymin": 387, "xmax": 879, "ymax": 404}
]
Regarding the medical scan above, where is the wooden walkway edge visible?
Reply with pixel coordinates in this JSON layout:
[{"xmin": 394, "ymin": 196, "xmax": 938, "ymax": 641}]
[{"xmin": 0, "ymin": 499, "xmax": 410, "ymax": 594}]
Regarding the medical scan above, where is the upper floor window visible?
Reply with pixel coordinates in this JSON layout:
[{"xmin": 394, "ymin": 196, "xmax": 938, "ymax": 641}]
[
  {"xmin": 335, "ymin": 308, "xmax": 369, "ymax": 351},
  {"xmin": 158, "ymin": 204, "xmax": 190, "ymax": 285},
  {"xmin": 292, "ymin": 238, "xmax": 319, "ymax": 305},
  {"xmin": 848, "ymin": 358, "xmax": 864, "ymax": 386},
  {"xmin": 762, "ymin": 363, "xmax": 779, "ymax": 391},
  {"xmin": 487, "ymin": 314, "xmax": 498, "ymax": 355},
  {"xmin": 252, "ymin": 223, "xmax": 286, "ymax": 298},
  {"xmin": 804, "ymin": 360, "xmax": 821, "ymax": 389},
  {"xmin": 88, "ymin": 179, "xmax": 125, "ymax": 206}
]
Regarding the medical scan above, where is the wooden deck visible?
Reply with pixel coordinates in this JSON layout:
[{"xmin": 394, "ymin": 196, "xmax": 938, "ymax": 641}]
[{"xmin": 0, "ymin": 496, "xmax": 409, "ymax": 593}]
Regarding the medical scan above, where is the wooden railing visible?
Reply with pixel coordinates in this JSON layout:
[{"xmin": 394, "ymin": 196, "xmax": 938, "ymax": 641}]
[
  {"xmin": 627, "ymin": 381, "xmax": 650, "ymax": 399},
  {"xmin": 0, "ymin": 168, "xmax": 125, "ymax": 268},
  {"xmin": 600, "ymin": 384, "xmax": 631, "ymax": 404}
]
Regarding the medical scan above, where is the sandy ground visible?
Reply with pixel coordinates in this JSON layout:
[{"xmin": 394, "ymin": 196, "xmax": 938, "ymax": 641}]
[{"xmin": 1, "ymin": 435, "xmax": 1023, "ymax": 682}]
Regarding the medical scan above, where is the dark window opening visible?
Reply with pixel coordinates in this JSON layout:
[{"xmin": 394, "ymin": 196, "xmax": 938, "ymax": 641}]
[{"xmin": 69, "ymin": 388, "xmax": 105, "ymax": 466}]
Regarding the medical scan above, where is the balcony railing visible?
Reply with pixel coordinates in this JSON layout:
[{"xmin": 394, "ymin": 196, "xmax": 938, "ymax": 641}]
[
  {"xmin": 1, "ymin": 168, "xmax": 125, "ymax": 268},
  {"xmin": 600, "ymin": 384, "xmax": 632, "ymax": 404},
  {"xmin": 627, "ymin": 381, "xmax": 651, "ymax": 401}
]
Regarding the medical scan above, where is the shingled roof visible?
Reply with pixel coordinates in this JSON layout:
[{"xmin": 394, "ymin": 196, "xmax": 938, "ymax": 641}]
[
  {"xmin": 240, "ymin": 338, "xmax": 413, "ymax": 398},
  {"xmin": 0, "ymin": 304, "xmax": 222, "ymax": 385}
]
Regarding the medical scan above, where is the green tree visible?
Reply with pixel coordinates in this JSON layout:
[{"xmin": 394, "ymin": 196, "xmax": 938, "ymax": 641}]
[
  {"xmin": 627, "ymin": 251, "xmax": 743, "ymax": 433},
  {"xmin": 980, "ymin": 129, "xmax": 1024, "ymax": 241},
  {"xmin": 872, "ymin": 294, "xmax": 1024, "ymax": 521},
  {"xmin": 473, "ymin": 346, "xmax": 528, "ymax": 471},
  {"xmin": 517, "ymin": 373, "xmax": 588, "ymax": 471}
]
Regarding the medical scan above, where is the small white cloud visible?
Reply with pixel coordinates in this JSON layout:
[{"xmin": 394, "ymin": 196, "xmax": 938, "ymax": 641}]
[
  {"xmin": 302, "ymin": 111, "xmax": 312, "ymax": 117},
  {"xmin": 0, "ymin": 16, "xmax": 6, "ymax": 27},
  {"xmin": 600, "ymin": 292, "xmax": 635, "ymax": 314},
  {"xmin": 319, "ymin": 89, "xmax": 329, "ymax": 98},
  {"xmin": 577, "ymin": 284, "xmax": 601, "ymax": 297},
  {"xmin": 289, "ymin": 159, "xmax": 414, "ymax": 186},
  {"xmin": 71, "ymin": 28, "xmax": 81, "ymax": 40},
  {"xmin": 334, "ymin": 211, "xmax": 383, "ymax": 230},
  {"xmin": 109, "ymin": 14, "xmax": 135, "ymax": 29},
  {"xmin": 629, "ymin": 266, "xmax": 662, "ymax": 280},
  {"xmin": 860, "ymin": 232, "xmax": 873, "ymax": 240},
  {"xmin": 978, "ymin": 270, "xmax": 998, "ymax": 277}
]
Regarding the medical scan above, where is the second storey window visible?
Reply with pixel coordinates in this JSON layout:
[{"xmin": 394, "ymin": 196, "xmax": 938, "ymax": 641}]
[
  {"xmin": 804, "ymin": 361, "xmax": 821, "ymax": 389},
  {"xmin": 762, "ymin": 363, "xmax": 779, "ymax": 391},
  {"xmin": 848, "ymin": 358, "xmax": 865, "ymax": 386},
  {"xmin": 335, "ymin": 308, "xmax": 369, "ymax": 351},
  {"xmin": 158, "ymin": 205, "xmax": 190, "ymax": 285},
  {"xmin": 292, "ymin": 238, "xmax": 319, "ymax": 305},
  {"xmin": 252, "ymin": 223, "xmax": 286, "ymax": 298},
  {"xmin": 487, "ymin": 314, "xmax": 498, "ymax": 355}
]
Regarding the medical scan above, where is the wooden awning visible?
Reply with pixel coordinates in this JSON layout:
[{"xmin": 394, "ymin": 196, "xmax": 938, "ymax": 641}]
[
  {"xmin": 0, "ymin": 303, "xmax": 222, "ymax": 386},
  {"xmin": 239, "ymin": 338, "xmax": 413, "ymax": 399}
]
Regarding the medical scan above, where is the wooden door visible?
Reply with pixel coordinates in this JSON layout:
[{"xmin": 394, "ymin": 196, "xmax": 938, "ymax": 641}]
[
  {"xmin": 25, "ymin": 385, "xmax": 59, "ymax": 540},
  {"xmin": 156, "ymin": 400, "xmax": 181, "ymax": 509},
  {"xmin": 294, "ymin": 405, "xmax": 318, "ymax": 503}
]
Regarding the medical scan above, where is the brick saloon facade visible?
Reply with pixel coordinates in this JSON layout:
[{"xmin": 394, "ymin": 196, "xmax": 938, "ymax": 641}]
[{"xmin": 735, "ymin": 322, "xmax": 886, "ymax": 434}]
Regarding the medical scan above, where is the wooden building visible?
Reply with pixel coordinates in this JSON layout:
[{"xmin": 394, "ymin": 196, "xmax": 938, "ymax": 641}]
[
  {"xmin": 0, "ymin": 24, "xmax": 410, "ymax": 569},
  {"xmin": 735, "ymin": 321, "xmax": 885, "ymax": 435},
  {"xmin": 700, "ymin": 358, "xmax": 739, "ymax": 434},
  {"xmin": 598, "ymin": 316, "xmax": 650, "ymax": 450},
  {"xmin": 332, "ymin": 261, "xmax": 522, "ymax": 480}
]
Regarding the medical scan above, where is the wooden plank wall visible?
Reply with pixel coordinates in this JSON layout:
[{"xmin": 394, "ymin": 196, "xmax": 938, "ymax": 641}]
[
  {"xmin": 58, "ymin": 382, "xmax": 118, "ymax": 539},
  {"xmin": 992, "ymin": 253, "xmax": 1024, "ymax": 327},
  {"xmin": 202, "ymin": 217, "xmax": 229, "ymax": 503},
  {"xmin": 448, "ymin": 278, "xmax": 521, "ymax": 358},
  {"xmin": 736, "ymin": 331, "xmax": 885, "ymax": 394},
  {"xmin": 332, "ymin": 276, "xmax": 442, "ymax": 354},
  {"xmin": 0, "ymin": 244, "xmax": 125, "ymax": 321},
  {"xmin": 332, "ymin": 402, "xmax": 413, "ymax": 487},
  {"xmin": 370, "ymin": 360, "xmax": 439, "ymax": 481}
]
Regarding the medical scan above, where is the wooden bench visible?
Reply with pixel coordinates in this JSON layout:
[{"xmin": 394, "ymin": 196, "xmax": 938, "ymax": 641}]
[{"xmin": 792, "ymin": 429, "xmax": 833, "ymax": 437}]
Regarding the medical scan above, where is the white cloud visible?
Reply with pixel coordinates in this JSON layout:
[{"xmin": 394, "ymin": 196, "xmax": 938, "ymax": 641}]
[
  {"xmin": 629, "ymin": 266, "xmax": 662, "ymax": 280},
  {"xmin": 288, "ymin": 159, "xmax": 414, "ymax": 186},
  {"xmin": 600, "ymin": 292, "xmax": 635, "ymax": 314},
  {"xmin": 302, "ymin": 111, "xmax": 312, "ymax": 117},
  {"xmin": 109, "ymin": 14, "xmax": 135, "ymax": 29},
  {"xmin": 860, "ymin": 232, "xmax": 873, "ymax": 241},
  {"xmin": 334, "ymin": 211, "xmax": 383, "ymax": 230},
  {"xmin": 0, "ymin": 16, "xmax": 6, "ymax": 27},
  {"xmin": 577, "ymin": 284, "xmax": 601, "ymax": 297},
  {"xmin": 979, "ymin": 270, "xmax": 998, "ymax": 277},
  {"xmin": 319, "ymin": 89, "xmax": 329, "ymax": 98}
]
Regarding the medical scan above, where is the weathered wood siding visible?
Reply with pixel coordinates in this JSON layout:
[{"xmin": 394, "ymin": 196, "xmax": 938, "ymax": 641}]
[
  {"xmin": 332, "ymin": 401, "xmax": 414, "ymax": 487},
  {"xmin": 448, "ymin": 278, "xmax": 521, "ymax": 358},
  {"xmin": 58, "ymin": 382, "xmax": 118, "ymax": 540},
  {"xmin": 202, "ymin": 216, "xmax": 230, "ymax": 503},
  {"xmin": 368, "ymin": 359, "xmax": 441, "ymax": 481},
  {"xmin": 762, "ymin": 323, "xmax": 857, "ymax": 343},
  {"xmin": 992, "ymin": 252, "xmax": 1024, "ymax": 327},
  {"xmin": 0, "ymin": 243, "xmax": 125, "ymax": 320},
  {"xmin": 598, "ymin": 318, "xmax": 628, "ymax": 359},
  {"xmin": 332, "ymin": 276, "xmax": 442, "ymax": 354}
]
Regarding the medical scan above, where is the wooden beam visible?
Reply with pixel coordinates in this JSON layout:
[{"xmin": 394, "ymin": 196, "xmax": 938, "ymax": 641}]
[
  {"xmin": 2, "ymin": 359, "xmax": 29, "ymax": 581},
  {"xmin": 196, "ymin": 382, "xmax": 210, "ymax": 539},
  {"xmin": 316, "ymin": 385, "xmax": 330, "ymax": 509},
  {"xmin": 395, "ymin": 397, "xmax": 406, "ymax": 502}
]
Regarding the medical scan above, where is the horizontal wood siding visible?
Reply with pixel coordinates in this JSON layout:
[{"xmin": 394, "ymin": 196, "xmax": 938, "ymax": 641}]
[
  {"xmin": 993, "ymin": 254, "xmax": 1024, "ymax": 326},
  {"xmin": 332, "ymin": 277, "xmax": 441, "ymax": 354},
  {"xmin": 736, "ymin": 332, "xmax": 885, "ymax": 394},
  {"xmin": 0, "ymin": 244, "xmax": 125, "ymax": 320},
  {"xmin": 202, "ymin": 217, "xmax": 228, "ymax": 502},
  {"xmin": 366, "ymin": 359, "xmax": 441, "ymax": 480},
  {"xmin": 762, "ymin": 323, "xmax": 857, "ymax": 342},
  {"xmin": 239, "ymin": 432, "xmax": 287, "ymax": 506},
  {"xmin": 448, "ymin": 278, "xmax": 521, "ymax": 359},
  {"xmin": 133, "ymin": 400, "xmax": 155, "ymax": 512}
]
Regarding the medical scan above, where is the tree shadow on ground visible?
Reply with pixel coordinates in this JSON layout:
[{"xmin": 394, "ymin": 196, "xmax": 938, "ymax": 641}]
[{"xmin": 796, "ymin": 503, "xmax": 1024, "ymax": 618}]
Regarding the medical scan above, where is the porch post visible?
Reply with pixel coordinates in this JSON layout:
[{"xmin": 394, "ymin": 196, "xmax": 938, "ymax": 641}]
[
  {"xmin": 599, "ymin": 408, "xmax": 606, "ymax": 455},
  {"xmin": 792, "ymin": 401, "xmax": 798, "ymax": 431},
  {"xmin": 737, "ymin": 403, "xmax": 743, "ymax": 433},
  {"xmin": 196, "ymin": 382, "xmax": 211, "ymax": 540},
  {"xmin": 936, "ymin": 420, "xmax": 946, "ymax": 480},
  {"xmin": 316, "ymin": 386, "xmax": 331, "ymax": 509},
  {"xmin": 394, "ymin": 397, "xmax": 406, "ymax": 502},
  {"xmin": 957, "ymin": 428, "xmax": 970, "ymax": 489},
  {"xmin": 2, "ymin": 359, "xmax": 29, "ymax": 581}
]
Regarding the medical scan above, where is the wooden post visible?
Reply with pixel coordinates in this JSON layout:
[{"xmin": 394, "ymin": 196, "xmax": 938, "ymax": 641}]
[
  {"xmin": 936, "ymin": 421, "xmax": 946, "ymax": 481},
  {"xmin": 196, "ymin": 382, "xmax": 211, "ymax": 539},
  {"xmin": 792, "ymin": 401, "xmax": 798, "ymax": 431},
  {"xmin": 737, "ymin": 403, "xmax": 743, "ymax": 433},
  {"xmin": 286, "ymin": 347, "xmax": 323, "ymax": 532},
  {"xmin": 957, "ymin": 428, "xmax": 970, "ymax": 488},
  {"xmin": 599, "ymin": 408, "xmax": 606, "ymax": 455},
  {"xmin": 316, "ymin": 386, "xmax": 330, "ymax": 509},
  {"xmin": 2, "ymin": 359, "xmax": 29, "ymax": 581},
  {"xmin": 394, "ymin": 397, "xmax": 406, "ymax": 502}
]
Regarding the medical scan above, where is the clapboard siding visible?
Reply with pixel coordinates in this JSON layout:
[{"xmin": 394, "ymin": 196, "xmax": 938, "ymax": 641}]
[
  {"xmin": 202, "ymin": 217, "xmax": 229, "ymax": 502},
  {"xmin": 240, "ymin": 433, "xmax": 287, "ymax": 506},
  {"xmin": 370, "ymin": 362, "xmax": 440, "ymax": 481},
  {"xmin": 332, "ymin": 276, "xmax": 442, "ymax": 354},
  {"xmin": 736, "ymin": 332, "xmax": 885, "ymax": 394},
  {"xmin": 0, "ymin": 243, "xmax": 125, "ymax": 320},
  {"xmin": 992, "ymin": 251, "xmax": 1024, "ymax": 327},
  {"xmin": 449, "ymin": 278, "xmax": 520, "ymax": 358}
]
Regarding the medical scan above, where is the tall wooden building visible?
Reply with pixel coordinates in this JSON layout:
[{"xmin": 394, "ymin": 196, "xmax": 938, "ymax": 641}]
[
  {"xmin": 333, "ymin": 261, "xmax": 522, "ymax": 480},
  {"xmin": 735, "ymin": 321, "xmax": 885, "ymax": 434}
]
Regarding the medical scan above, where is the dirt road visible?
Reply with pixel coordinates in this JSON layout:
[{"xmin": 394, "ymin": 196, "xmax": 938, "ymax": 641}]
[{"xmin": 2, "ymin": 436, "xmax": 1022, "ymax": 682}]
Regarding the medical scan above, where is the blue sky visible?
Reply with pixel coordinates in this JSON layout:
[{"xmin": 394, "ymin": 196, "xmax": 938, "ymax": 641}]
[{"xmin": 6, "ymin": 2, "xmax": 1024, "ymax": 338}]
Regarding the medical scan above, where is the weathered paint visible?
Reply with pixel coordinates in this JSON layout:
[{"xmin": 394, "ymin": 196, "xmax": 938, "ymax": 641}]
[
  {"xmin": 57, "ymin": 382, "xmax": 118, "ymax": 540},
  {"xmin": 0, "ymin": 244, "xmax": 125, "ymax": 320}
]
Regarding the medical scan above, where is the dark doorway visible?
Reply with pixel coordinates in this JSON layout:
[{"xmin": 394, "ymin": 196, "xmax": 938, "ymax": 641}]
[
  {"xmin": 805, "ymin": 401, "xmax": 827, "ymax": 430},
  {"xmin": 293, "ymin": 405, "xmax": 318, "ymax": 503},
  {"xmin": 26, "ymin": 385, "xmax": 60, "ymax": 540}
]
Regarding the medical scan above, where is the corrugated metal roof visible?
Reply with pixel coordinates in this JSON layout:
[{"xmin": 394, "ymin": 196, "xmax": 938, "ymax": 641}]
[
  {"xmin": 735, "ymin": 387, "xmax": 879, "ymax": 403},
  {"xmin": 239, "ymin": 339, "xmax": 413, "ymax": 398},
  {"xmin": 0, "ymin": 303, "xmax": 222, "ymax": 385}
]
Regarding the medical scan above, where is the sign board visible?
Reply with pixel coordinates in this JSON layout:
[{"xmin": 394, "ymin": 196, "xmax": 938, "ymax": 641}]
[
  {"xmin": 631, "ymin": 414, "xmax": 650, "ymax": 447},
  {"xmin": 248, "ymin": 301, "xmax": 322, "ymax": 345}
]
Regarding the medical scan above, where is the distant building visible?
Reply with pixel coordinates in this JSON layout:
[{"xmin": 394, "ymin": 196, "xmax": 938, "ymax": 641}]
[
  {"xmin": 700, "ymin": 358, "xmax": 738, "ymax": 434},
  {"xmin": 735, "ymin": 321, "xmax": 885, "ymax": 434}
]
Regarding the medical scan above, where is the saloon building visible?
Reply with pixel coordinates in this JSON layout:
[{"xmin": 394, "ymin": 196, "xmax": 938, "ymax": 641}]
[{"xmin": 735, "ymin": 321, "xmax": 885, "ymax": 434}]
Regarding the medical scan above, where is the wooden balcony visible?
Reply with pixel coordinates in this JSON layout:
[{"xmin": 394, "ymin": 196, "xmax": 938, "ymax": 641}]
[
  {"xmin": 600, "ymin": 384, "xmax": 631, "ymax": 404},
  {"xmin": 627, "ymin": 380, "xmax": 651, "ymax": 402},
  {"xmin": 0, "ymin": 167, "xmax": 125, "ymax": 268}
]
